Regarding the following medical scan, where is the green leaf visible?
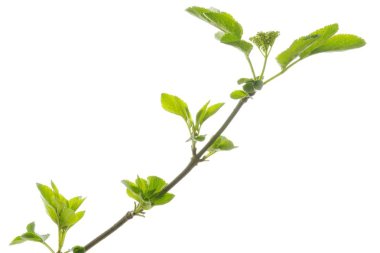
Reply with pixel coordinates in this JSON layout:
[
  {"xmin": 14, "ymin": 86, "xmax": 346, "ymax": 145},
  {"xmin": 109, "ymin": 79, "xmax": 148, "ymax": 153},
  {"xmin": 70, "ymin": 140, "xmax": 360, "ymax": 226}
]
[
  {"xmin": 230, "ymin": 90, "xmax": 248, "ymax": 99},
  {"xmin": 161, "ymin": 93, "xmax": 192, "ymax": 125},
  {"xmin": 21, "ymin": 232, "xmax": 44, "ymax": 243},
  {"xmin": 299, "ymin": 23, "xmax": 339, "ymax": 58},
  {"xmin": 147, "ymin": 176, "xmax": 167, "ymax": 194},
  {"xmin": 42, "ymin": 199, "xmax": 59, "ymax": 224},
  {"xmin": 195, "ymin": 101, "xmax": 209, "ymax": 127},
  {"xmin": 37, "ymin": 181, "xmax": 85, "ymax": 230},
  {"xmin": 204, "ymin": 103, "xmax": 224, "ymax": 123},
  {"xmin": 216, "ymin": 32, "xmax": 253, "ymax": 54},
  {"xmin": 194, "ymin": 135, "xmax": 206, "ymax": 142},
  {"xmin": 187, "ymin": 6, "xmax": 252, "ymax": 55},
  {"xmin": 37, "ymin": 183, "xmax": 55, "ymax": 206},
  {"xmin": 276, "ymin": 35, "xmax": 320, "ymax": 69},
  {"xmin": 10, "ymin": 222, "xmax": 50, "ymax": 246},
  {"xmin": 135, "ymin": 177, "xmax": 148, "ymax": 194},
  {"xmin": 60, "ymin": 207, "xmax": 77, "ymax": 228},
  {"xmin": 196, "ymin": 101, "xmax": 224, "ymax": 128},
  {"xmin": 152, "ymin": 193, "xmax": 175, "ymax": 206},
  {"xmin": 209, "ymin": 136, "xmax": 236, "ymax": 152},
  {"xmin": 276, "ymin": 24, "xmax": 339, "ymax": 69},
  {"xmin": 187, "ymin": 7, "xmax": 242, "ymax": 38},
  {"xmin": 237, "ymin": 78, "xmax": 253, "ymax": 85},
  {"xmin": 10, "ymin": 236, "xmax": 25, "ymax": 245},
  {"xmin": 122, "ymin": 180, "xmax": 140, "ymax": 195},
  {"xmin": 123, "ymin": 176, "xmax": 174, "ymax": 210},
  {"xmin": 126, "ymin": 189, "xmax": 142, "ymax": 203},
  {"xmin": 310, "ymin": 34, "xmax": 366, "ymax": 55},
  {"xmin": 26, "ymin": 222, "xmax": 35, "ymax": 233},
  {"xmin": 69, "ymin": 196, "xmax": 86, "ymax": 211},
  {"xmin": 74, "ymin": 211, "xmax": 85, "ymax": 225}
]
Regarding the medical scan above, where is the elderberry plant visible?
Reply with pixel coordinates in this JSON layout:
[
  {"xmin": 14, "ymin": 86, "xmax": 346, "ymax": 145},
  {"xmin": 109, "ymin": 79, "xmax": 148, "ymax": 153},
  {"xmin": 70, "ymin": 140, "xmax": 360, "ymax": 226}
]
[{"xmin": 10, "ymin": 6, "xmax": 365, "ymax": 253}]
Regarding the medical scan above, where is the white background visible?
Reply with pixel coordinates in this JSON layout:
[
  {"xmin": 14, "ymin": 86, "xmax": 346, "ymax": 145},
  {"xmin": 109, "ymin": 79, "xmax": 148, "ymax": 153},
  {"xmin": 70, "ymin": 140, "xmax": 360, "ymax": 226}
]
[{"xmin": 1, "ymin": 0, "xmax": 379, "ymax": 253}]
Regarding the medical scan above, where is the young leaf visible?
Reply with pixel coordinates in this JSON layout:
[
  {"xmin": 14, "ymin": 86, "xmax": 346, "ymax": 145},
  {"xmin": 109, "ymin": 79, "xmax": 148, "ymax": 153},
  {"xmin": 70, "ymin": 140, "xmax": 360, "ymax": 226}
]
[
  {"xmin": 161, "ymin": 93, "xmax": 192, "ymax": 125},
  {"xmin": 197, "ymin": 102, "xmax": 224, "ymax": 127},
  {"xmin": 209, "ymin": 136, "xmax": 236, "ymax": 152},
  {"xmin": 230, "ymin": 90, "xmax": 248, "ymax": 99},
  {"xmin": 194, "ymin": 134, "xmax": 206, "ymax": 142},
  {"xmin": 152, "ymin": 193, "xmax": 175, "ymax": 206},
  {"xmin": 299, "ymin": 23, "xmax": 339, "ymax": 58},
  {"xmin": 195, "ymin": 101, "xmax": 210, "ymax": 127},
  {"xmin": 10, "ymin": 236, "xmax": 25, "ymax": 245},
  {"xmin": 60, "ymin": 207, "xmax": 77, "ymax": 228},
  {"xmin": 237, "ymin": 78, "xmax": 253, "ymax": 85},
  {"xmin": 276, "ymin": 34, "xmax": 320, "ymax": 69},
  {"xmin": 10, "ymin": 222, "xmax": 50, "ymax": 246},
  {"xmin": 69, "ymin": 196, "xmax": 86, "ymax": 211},
  {"xmin": 147, "ymin": 176, "xmax": 167, "ymax": 194},
  {"xmin": 186, "ymin": 6, "xmax": 252, "ymax": 55},
  {"xmin": 42, "ymin": 200, "xmax": 59, "ymax": 224},
  {"xmin": 276, "ymin": 24, "xmax": 339, "ymax": 69},
  {"xmin": 204, "ymin": 103, "xmax": 224, "ymax": 123},
  {"xmin": 122, "ymin": 176, "xmax": 174, "ymax": 210},
  {"xmin": 26, "ymin": 222, "xmax": 35, "ymax": 233},
  {"xmin": 216, "ymin": 32, "xmax": 253, "ymax": 55},
  {"xmin": 135, "ymin": 177, "xmax": 148, "ymax": 194},
  {"xmin": 186, "ymin": 7, "xmax": 242, "ymax": 38},
  {"xmin": 20, "ymin": 232, "xmax": 44, "ymax": 243},
  {"xmin": 36, "ymin": 181, "xmax": 85, "ymax": 232},
  {"xmin": 310, "ymin": 34, "xmax": 366, "ymax": 55},
  {"xmin": 74, "ymin": 211, "xmax": 85, "ymax": 225}
]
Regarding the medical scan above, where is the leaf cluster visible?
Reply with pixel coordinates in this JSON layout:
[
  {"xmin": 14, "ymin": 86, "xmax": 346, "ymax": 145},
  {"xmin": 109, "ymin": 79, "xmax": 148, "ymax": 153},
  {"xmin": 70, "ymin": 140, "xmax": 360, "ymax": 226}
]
[
  {"xmin": 277, "ymin": 24, "xmax": 365, "ymax": 69},
  {"xmin": 122, "ymin": 176, "xmax": 175, "ymax": 211},
  {"xmin": 161, "ymin": 93, "xmax": 224, "ymax": 145},
  {"xmin": 37, "ymin": 181, "xmax": 85, "ymax": 230},
  {"xmin": 204, "ymin": 136, "xmax": 236, "ymax": 159},
  {"xmin": 187, "ymin": 6, "xmax": 252, "ymax": 55},
  {"xmin": 10, "ymin": 222, "xmax": 49, "ymax": 246}
]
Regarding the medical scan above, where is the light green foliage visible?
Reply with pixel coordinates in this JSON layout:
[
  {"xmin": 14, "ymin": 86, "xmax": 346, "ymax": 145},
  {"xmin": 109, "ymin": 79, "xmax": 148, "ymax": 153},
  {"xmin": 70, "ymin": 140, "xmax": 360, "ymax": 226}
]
[
  {"xmin": 276, "ymin": 34, "xmax": 320, "ymax": 69},
  {"xmin": 250, "ymin": 31, "xmax": 280, "ymax": 55},
  {"xmin": 299, "ymin": 23, "xmax": 339, "ymax": 58},
  {"xmin": 209, "ymin": 136, "xmax": 236, "ymax": 152},
  {"xmin": 204, "ymin": 136, "xmax": 236, "ymax": 159},
  {"xmin": 310, "ymin": 34, "xmax": 366, "ymax": 54},
  {"xmin": 162, "ymin": 93, "xmax": 224, "ymax": 147},
  {"xmin": 276, "ymin": 24, "xmax": 340, "ymax": 69},
  {"xmin": 276, "ymin": 23, "xmax": 365, "ymax": 70},
  {"xmin": 122, "ymin": 176, "xmax": 175, "ymax": 211},
  {"xmin": 37, "ymin": 181, "xmax": 85, "ymax": 229},
  {"xmin": 230, "ymin": 90, "xmax": 249, "ymax": 99},
  {"xmin": 186, "ymin": 6, "xmax": 252, "ymax": 55},
  {"xmin": 10, "ymin": 222, "xmax": 49, "ymax": 245},
  {"xmin": 37, "ymin": 181, "xmax": 85, "ymax": 251},
  {"xmin": 237, "ymin": 78, "xmax": 253, "ymax": 85},
  {"xmin": 161, "ymin": 93, "xmax": 192, "ymax": 128},
  {"xmin": 195, "ymin": 101, "xmax": 224, "ymax": 135}
]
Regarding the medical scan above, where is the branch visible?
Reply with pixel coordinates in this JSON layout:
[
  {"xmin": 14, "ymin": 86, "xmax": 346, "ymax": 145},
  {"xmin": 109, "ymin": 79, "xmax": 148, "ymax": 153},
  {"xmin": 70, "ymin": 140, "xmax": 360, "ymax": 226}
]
[
  {"xmin": 82, "ymin": 95, "xmax": 251, "ymax": 251},
  {"xmin": 83, "ymin": 211, "xmax": 134, "ymax": 251}
]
